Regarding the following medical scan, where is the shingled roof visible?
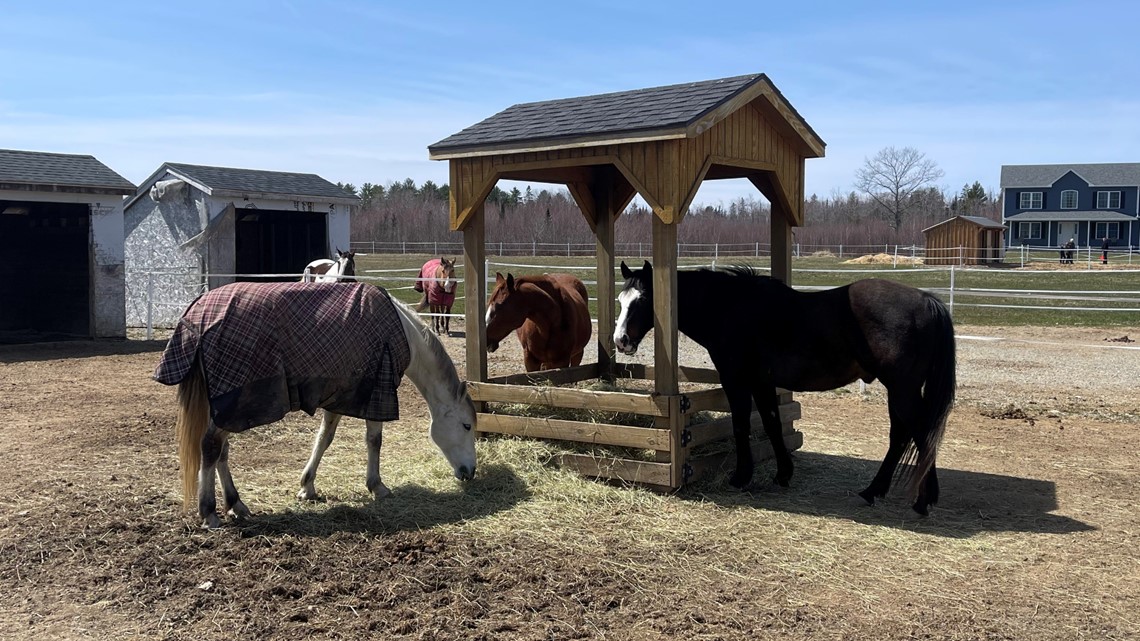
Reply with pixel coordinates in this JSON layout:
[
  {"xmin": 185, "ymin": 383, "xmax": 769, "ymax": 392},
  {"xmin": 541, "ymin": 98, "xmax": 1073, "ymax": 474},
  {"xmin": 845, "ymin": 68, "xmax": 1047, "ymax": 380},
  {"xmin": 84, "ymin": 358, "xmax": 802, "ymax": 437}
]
[
  {"xmin": 1000, "ymin": 163, "xmax": 1140, "ymax": 188},
  {"xmin": 127, "ymin": 162, "xmax": 360, "ymax": 209},
  {"xmin": 0, "ymin": 148, "xmax": 135, "ymax": 194},
  {"xmin": 429, "ymin": 73, "xmax": 824, "ymax": 158}
]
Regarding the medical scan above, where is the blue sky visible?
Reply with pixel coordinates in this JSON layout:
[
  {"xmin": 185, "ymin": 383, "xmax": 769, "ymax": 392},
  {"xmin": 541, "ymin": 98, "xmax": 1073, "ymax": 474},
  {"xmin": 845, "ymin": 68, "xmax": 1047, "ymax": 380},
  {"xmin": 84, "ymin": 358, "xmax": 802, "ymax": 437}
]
[{"xmin": 2, "ymin": 1, "xmax": 1138, "ymax": 207}]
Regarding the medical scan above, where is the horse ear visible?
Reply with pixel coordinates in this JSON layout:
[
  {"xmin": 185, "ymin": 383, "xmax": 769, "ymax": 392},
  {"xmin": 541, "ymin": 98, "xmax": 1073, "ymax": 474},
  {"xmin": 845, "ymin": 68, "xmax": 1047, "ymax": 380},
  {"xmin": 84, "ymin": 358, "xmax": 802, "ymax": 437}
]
[
  {"xmin": 620, "ymin": 261, "xmax": 633, "ymax": 279},
  {"xmin": 495, "ymin": 272, "xmax": 505, "ymax": 286},
  {"xmin": 641, "ymin": 260, "xmax": 653, "ymax": 274},
  {"xmin": 506, "ymin": 273, "xmax": 515, "ymax": 291}
]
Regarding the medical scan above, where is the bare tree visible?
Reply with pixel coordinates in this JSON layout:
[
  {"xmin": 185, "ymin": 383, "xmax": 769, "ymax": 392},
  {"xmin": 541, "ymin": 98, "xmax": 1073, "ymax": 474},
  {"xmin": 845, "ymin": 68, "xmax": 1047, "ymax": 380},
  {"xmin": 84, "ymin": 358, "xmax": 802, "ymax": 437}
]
[{"xmin": 855, "ymin": 147, "xmax": 945, "ymax": 235}]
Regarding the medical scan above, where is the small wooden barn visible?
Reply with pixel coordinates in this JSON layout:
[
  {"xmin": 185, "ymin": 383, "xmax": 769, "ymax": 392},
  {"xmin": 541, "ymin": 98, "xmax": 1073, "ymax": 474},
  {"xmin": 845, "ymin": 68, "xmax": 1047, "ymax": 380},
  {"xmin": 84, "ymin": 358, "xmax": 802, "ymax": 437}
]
[
  {"xmin": 124, "ymin": 163, "xmax": 360, "ymax": 327},
  {"xmin": 0, "ymin": 149, "xmax": 135, "ymax": 343},
  {"xmin": 429, "ymin": 73, "xmax": 824, "ymax": 489},
  {"xmin": 922, "ymin": 215, "xmax": 1006, "ymax": 265}
]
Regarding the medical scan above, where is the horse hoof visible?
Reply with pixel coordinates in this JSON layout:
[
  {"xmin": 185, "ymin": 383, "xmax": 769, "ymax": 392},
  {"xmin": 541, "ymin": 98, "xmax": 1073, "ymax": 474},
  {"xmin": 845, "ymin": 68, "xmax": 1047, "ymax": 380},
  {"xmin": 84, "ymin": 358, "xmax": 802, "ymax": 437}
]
[
  {"xmin": 296, "ymin": 487, "xmax": 320, "ymax": 501},
  {"xmin": 371, "ymin": 483, "xmax": 392, "ymax": 501},
  {"xmin": 202, "ymin": 514, "xmax": 223, "ymax": 530},
  {"xmin": 911, "ymin": 502, "xmax": 930, "ymax": 517},
  {"xmin": 857, "ymin": 489, "xmax": 876, "ymax": 506},
  {"xmin": 774, "ymin": 475, "xmax": 791, "ymax": 488},
  {"xmin": 227, "ymin": 500, "xmax": 251, "ymax": 519},
  {"xmin": 728, "ymin": 470, "xmax": 754, "ymax": 489}
]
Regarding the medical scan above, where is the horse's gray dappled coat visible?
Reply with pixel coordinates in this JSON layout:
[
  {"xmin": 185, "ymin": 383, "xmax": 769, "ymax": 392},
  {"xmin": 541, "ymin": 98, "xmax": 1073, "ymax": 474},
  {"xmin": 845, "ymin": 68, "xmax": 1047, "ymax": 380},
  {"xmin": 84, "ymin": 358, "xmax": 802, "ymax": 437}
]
[{"xmin": 155, "ymin": 282, "xmax": 411, "ymax": 431}]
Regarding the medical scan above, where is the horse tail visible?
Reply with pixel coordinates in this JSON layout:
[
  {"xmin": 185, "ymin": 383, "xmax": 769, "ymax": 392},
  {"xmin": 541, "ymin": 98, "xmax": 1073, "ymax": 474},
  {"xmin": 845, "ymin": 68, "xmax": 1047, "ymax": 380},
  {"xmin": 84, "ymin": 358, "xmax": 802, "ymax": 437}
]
[
  {"xmin": 414, "ymin": 291, "xmax": 429, "ymax": 312},
  {"xmin": 909, "ymin": 294, "xmax": 956, "ymax": 499},
  {"xmin": 175, "ymin": 363, "xmax": 210, "ymax": 510}
]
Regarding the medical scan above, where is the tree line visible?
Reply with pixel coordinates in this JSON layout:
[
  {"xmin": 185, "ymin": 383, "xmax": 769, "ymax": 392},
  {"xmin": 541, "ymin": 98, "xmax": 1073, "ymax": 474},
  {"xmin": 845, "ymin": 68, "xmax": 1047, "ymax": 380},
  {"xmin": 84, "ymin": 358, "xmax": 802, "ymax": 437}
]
[{"xmin": 340, "ymin": 147, "xmax": 1000, "ymax": 250}]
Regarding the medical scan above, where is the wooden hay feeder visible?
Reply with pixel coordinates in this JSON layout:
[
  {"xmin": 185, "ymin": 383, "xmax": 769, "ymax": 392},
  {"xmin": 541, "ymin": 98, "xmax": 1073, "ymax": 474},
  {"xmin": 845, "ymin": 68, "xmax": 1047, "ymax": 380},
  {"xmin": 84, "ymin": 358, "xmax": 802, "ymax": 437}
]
[{"xmin": 428, "ymin": 73, "xmax": 825, "ymax": 489}]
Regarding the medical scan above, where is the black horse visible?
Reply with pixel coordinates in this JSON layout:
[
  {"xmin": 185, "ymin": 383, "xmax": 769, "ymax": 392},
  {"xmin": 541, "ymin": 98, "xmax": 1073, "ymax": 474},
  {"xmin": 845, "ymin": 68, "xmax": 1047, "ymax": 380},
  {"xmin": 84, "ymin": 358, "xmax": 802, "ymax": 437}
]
[{"xmin": 614, "ymin": 261, "xmax": 956, "ymax": 515}]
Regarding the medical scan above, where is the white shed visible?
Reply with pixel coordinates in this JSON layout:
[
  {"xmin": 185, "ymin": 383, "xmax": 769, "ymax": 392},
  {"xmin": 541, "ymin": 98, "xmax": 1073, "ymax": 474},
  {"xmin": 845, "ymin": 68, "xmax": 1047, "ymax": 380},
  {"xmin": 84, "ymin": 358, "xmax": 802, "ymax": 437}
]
[
  {"xmin": 0, "ymin": 149, "xmax": 135, "ymax": 343},
  {"xmin": 124, "ymin": 163, "xmax": 360, "ymax": 327}
]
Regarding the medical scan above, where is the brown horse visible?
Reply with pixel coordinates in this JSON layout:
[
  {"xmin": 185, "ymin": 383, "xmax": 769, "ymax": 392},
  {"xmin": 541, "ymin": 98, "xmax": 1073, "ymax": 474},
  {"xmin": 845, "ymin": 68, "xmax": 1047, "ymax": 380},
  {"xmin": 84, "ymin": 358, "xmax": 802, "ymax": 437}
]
[
  {"xmin": 485, "ymin": 272, "xmax": 592, "ymax": 372},
  {"xmin": 414, "ymin": 257, "xmax": 457, "ymax": 335}
]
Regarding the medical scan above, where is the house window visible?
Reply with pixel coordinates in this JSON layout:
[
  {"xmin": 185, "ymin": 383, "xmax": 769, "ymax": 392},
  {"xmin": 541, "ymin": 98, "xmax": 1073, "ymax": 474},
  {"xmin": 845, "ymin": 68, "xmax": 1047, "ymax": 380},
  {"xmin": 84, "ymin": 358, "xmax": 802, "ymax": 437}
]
[
  {"xmin": 1018, "ymin": 222, "xmax": 1042, "ymax": 239},
  {"xmin": 1095, "ymin": 222, "xmax": 1120, "ymax": 239},
  {"xmin": 1019, "ymin": 192, "xmax": 1043, "ymax": 209},
  {"xmin": 1060, "ymin": 190, "xmax": 1078, "ymax": 209},
  {"xmin": 1097, "ymin": 191, "xmax": 1122, "ymax": 209}
]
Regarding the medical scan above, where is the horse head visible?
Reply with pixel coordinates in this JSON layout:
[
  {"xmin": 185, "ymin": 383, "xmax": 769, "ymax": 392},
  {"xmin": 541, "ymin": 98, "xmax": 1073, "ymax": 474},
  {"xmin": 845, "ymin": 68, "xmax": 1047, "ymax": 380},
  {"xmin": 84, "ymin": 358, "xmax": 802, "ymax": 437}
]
[
  {"xmin": 336, "ymin": 248, "xmax": 357, "ymax": 282},
  {"xmin": 484, "ymin": 272, "xmax": 528, "ymax": 352},
  {"xmin": 437, "ymin": 257, "xmax": 457, "ymax": 294},
  {"xmin": 614, "ymin": 260, "xmax": 655, "ymax": 355}
]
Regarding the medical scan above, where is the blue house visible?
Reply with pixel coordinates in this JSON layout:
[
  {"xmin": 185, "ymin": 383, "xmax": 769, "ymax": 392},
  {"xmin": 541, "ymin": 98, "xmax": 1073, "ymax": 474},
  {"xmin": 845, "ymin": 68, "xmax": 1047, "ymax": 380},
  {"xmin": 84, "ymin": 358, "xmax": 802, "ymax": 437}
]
[{"xmin": 1000, "ymin": 163, "xmax": 1140, "ymax": 250}]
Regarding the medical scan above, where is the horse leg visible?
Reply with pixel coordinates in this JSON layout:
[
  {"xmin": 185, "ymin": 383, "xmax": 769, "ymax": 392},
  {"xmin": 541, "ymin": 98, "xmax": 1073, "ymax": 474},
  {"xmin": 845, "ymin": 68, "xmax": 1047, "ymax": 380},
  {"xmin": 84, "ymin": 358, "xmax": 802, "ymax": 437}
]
[
  {"xmin": 752, "ymin": 386, "xmax": 793, "ymax": 487},
  {"xmin": 858, "ymin": 388, "xmax": 920, "ymax": 507},
  {"xmin": 722, "ymin": 380, "xmax": 757, "ymax": 488},
  {"xmin": 442, "ymin": 305, "xmax": 450, "ymax": 336},
  {"xmin": 215, "ymin": 439, "xmax": 251, "ymax": 519},
  {"xmin": 570, "ymin": 349, "xmax": 584, "ymax": 367},
  {"xmin": 914, "ymin": 461, "xmax": 940, "ymax": 516},
  {"xmin": 197, "ymin": 422, "xmax": 229, "ymax": 529},
  {"xmin": 364, "ymin": 420, "xmax": 391, "ymax": 500},
  {"xmin": 523, "ymin": 351, "xmax": 542, "ymax": 372},
  {"xmin": 297, "ymin": 410, "xmax": 342, "ymax": 501}
]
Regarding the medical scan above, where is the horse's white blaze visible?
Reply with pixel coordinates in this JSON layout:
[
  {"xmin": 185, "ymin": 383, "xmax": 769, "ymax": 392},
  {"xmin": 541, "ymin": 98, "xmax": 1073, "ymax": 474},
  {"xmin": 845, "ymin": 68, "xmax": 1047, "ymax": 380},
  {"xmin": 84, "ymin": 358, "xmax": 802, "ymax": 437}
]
[
  {"xmin": 443, "ymin": 276, "xmax": 457, "ymax": 294},
  {"xmin": 614, "ymin": 288, "xmax": 640, "ymax": 352},
  {"xmin": 485, "ymin": 303, "xmax": 495, "ymax": 326}
]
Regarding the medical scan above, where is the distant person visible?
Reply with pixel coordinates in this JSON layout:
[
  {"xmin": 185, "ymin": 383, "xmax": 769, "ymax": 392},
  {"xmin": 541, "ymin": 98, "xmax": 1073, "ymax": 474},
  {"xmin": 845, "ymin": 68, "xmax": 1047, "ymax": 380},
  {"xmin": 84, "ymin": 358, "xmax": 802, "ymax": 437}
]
[
  {"xmin": 1102, "ymin": 236, "xmax": 1111, "ymax": 265},
  {"xmin": 1063, "ymin": 238, "xmax": 1075, "ymax": 264}
]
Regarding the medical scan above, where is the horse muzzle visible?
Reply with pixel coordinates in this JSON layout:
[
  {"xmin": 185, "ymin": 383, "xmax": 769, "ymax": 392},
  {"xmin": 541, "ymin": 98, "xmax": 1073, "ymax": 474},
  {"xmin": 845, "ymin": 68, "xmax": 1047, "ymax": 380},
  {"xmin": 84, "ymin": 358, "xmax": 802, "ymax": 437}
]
[
  {"xmin": 487, "ymin": 340, "xmax": 499, "ymax": 353},
  {"xmin": 615, "ymin": 335, "xmax": 639, "ymax": 355},
  {"xmin": 455, "ymin": 465, "xmax": 475, "ymax": 481}
]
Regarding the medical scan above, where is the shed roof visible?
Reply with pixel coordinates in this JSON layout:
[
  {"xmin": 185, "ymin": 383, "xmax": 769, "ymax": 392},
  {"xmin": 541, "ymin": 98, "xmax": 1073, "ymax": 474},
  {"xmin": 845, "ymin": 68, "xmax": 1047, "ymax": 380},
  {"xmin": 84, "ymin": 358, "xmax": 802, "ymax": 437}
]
[
  {"xmin": 1000, "ymin": 163, "xmax": 1140, "ymax": 188},
  {"xmin": 127, "ymin": 162, "xmax": 360, "ymax": 209},
  {"xmin": 0, "ymin": 148, "xmax": 135, "ymax": 194},
  {"xmin": 429, "ymin": 73, "xmax": 825, "ymax": 159},
  {"xmin": 922, "ymin": 215, "xmax": 1007, "ymax": 233}
]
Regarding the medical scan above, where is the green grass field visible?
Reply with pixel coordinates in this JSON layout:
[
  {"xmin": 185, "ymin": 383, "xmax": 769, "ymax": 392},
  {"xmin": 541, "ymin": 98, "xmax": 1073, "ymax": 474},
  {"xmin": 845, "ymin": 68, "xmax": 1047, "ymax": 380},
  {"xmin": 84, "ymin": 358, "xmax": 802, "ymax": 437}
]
[{"xmin": 357, "ymin": 252, "xmax": 1140, "ymax": 328}]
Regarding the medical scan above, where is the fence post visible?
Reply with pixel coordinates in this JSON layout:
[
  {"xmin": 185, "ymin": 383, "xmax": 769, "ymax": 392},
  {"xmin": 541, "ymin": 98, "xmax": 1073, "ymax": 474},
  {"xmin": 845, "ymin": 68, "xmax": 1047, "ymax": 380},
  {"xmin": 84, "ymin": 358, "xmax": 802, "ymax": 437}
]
[
  {"xmin": 755, "ymin": 241, "xmax": 759, "ymax": 257},
  {"xmin": 959, "ymin": 246, "xmax": 964, "ymax": 267},
  {"xmin": 639, "ymin": 242, "xmax": 643, "ymax": 258},
  {"xmin": 839, "ymin": 244, "xmax": 843, "ymax": 258},
  {"xmin": 434, "ymin": 241, "xmax": 438, "ymax": 256},
  {"xmin": 145, "ymin": 272, "xmax": 154, "ymax": 341},
  {"xmin": 402, "ymin": 241, "xmax": 406, "ymax": 254},
  {"xmin": 532, "ymin": 240, "xmax": 536, "ymax": 256},
  {"xmin": 484, "ymin": 258, "xmax": 489, "ymax": 298},
  {"xmin": 567, "ymin": 242, "xmax": 571, "ymax": 257},
  {"xmin": 893, "ymin": 245, "xmax": 898, "ymax": 268},
  {"xmin": 948, "ymin": 265, "xmax": 955, "ymax": 315}
]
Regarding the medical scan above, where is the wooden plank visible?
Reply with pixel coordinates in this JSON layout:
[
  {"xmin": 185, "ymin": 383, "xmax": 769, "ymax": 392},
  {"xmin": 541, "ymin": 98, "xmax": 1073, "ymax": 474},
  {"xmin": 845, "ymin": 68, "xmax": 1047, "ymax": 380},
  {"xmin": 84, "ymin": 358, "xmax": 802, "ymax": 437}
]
[
  {"xmin": 614, "ymin": 362, "xmax": 720, "ymax": 384},
  {"xmin": 426, "ymin": 129, "xmax": 689, "ymax": 161},
  {"xmin": 685, "ymin": 431, "xmax": 804, "ymax": 486},
  {"xmin": 770, "ymin": 198, "xmax": 793, "ymax": 284},
  {"xmin": 687, "ymin": 403, "xmax": 802, "ymax": 448},
  {"xmin": 666, "ymin": 394, "xmax": 687, "ymax": 487},
  {"xmin": 476, "ymin": 413, "xmax": 671, "ymax": 450},
  {"xmin": 468, "ymin": 381, "xmax": 671, "ymax": 417},
  {"xmin": 485, "ymin": 363, "xmax": 600, "ymax": 386},
  {"xmin": 558, "ymin": 454, "xmax": 674, "ymax": 487},
  {"xmin": 464, "ymin": 205, "xmax": 487, "ymax": 385}
]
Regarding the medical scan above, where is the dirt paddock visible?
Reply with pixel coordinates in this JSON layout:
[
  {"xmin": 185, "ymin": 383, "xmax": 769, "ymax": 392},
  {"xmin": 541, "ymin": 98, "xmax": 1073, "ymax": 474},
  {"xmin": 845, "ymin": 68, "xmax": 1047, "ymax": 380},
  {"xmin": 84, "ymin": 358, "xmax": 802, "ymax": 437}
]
[{"xmin": 1, "ymin": 322, "xmax": 1138, "ymax": 640}]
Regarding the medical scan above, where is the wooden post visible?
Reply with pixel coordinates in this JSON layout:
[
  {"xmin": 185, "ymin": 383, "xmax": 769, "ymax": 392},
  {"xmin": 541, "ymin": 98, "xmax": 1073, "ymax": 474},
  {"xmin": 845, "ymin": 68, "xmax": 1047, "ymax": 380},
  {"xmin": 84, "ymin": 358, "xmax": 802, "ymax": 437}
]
[
  {"xmin": 464, "ymin": 204, "xmax": 487, "ymax": 385},
  {"xmin": 595, "ymin": 171, "xmax": 617, "ymax": 381},
  {"xmin": 770, "ymin": 204, "xmax": 793, "ymax": 285},
  {"xmin": 652, "ymin": 215, "xmax": 679, "ymax": 395}
]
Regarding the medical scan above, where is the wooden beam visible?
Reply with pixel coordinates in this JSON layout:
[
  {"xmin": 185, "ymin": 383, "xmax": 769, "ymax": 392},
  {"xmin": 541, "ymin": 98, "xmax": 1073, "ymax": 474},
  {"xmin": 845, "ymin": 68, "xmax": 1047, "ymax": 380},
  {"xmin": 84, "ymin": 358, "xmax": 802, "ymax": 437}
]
[
  {"xmin": 451, "ymin": 162, "xmax": 500, "ymax": 232},
  {"xmin": 565, "ymin": 181, "xmax": 598, "ymax": 233},
  {"xmin": 770, "ymin": 198, "xmax": 793, "ymax": 285},
  {"xmin": 428, "ymin": 129, "xmax": 688, "ymax": 161},
  {"xmin": 498, "ymin": 166, "xmax": 595, "ymax": 184},
  {"xmin": 614, "ymin": 363, "xmax": 721, "ymax": 384},
  {"xmin": 687, "ymin": 403, "xmax": 802, "ymax": 448},
  {"xmin": 464, "ymin": 205, "xmax": 487, "ymax": 384},
  {"xmin": 594, "ymin": 167, "xmax": 618, "ymax": 380},
  {"xmin": 486, "ymin": 363, "xmax": 600, "ymax": 386},
  {"xmin": 475, "ymin": 413, "xmax": 671, "ymax": 450},
  {"xmin": 652, "ymin": 216, "xmax": 679, "ymax": 395},
  {"xmin": 467, "ymin": 382, "xmax": 671, "ymax": 417}
]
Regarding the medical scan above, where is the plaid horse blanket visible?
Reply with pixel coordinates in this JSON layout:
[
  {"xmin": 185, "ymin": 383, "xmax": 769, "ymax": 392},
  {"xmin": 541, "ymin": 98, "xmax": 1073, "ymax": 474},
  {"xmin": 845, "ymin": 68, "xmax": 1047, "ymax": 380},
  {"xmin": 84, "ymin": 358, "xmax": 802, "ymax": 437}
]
[
  {"xmin": 154, "ymin": 282, "xmax": 411, "ymax": 432},
  {"xmin": 415, "ymin": 258, "xmax": 456, "ymax": 307}
]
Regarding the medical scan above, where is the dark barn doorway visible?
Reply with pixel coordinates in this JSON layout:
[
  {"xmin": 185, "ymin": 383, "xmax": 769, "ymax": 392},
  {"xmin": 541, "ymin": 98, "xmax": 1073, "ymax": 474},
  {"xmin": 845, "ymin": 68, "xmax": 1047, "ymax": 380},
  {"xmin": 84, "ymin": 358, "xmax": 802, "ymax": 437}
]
[
  {"xmin": 234, "ymin": 209, "xmax": 328, "ymax": 281},
  {"xmin": 0, "ymin": 200, "xmax": 91, "ymax": 342}
]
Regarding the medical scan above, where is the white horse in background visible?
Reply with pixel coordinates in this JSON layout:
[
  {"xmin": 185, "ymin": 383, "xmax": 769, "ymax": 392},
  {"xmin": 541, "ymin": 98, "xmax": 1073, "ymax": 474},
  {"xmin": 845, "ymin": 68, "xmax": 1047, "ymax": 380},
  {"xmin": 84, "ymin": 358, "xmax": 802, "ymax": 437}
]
[{"xmin": 302, "ymin": 249, "xmax": 357, "ymax": 282}]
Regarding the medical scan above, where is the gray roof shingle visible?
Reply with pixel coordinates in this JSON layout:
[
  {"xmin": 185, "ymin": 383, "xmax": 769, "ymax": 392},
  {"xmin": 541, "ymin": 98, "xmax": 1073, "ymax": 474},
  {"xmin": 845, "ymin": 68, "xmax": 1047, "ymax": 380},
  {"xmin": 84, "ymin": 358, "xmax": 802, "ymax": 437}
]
[
  {"xmin": 429, "ymin": 73, "xmax": 821, "ymax": 154},
  {"xmin": 0, "ymin": 148, "xmax": 135, "ymax": 193},
  {"xmin": 1000, "ymin": 163, "xmax": 1140, "ymax": 188},
  {"xmin": 959, "ymin": 215, "xmax": 1006, "ymax": 228},
  {"xmin": 166, "ymin": 163, "xmax": 358, "ymax": 201},
  {"xmin": 1004, "ymin": 210, "xmax": 1136, "ymax": 222}
]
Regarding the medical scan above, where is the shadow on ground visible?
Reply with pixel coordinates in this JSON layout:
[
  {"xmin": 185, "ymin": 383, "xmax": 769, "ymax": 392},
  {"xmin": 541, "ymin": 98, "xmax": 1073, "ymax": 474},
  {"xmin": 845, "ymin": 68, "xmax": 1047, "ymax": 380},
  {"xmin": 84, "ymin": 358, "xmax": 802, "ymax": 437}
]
[
  {"xmin": 681, "ymin": 451, "xmax": 1094, "ymax": 538},
  {"xmin": 235, "ymin": 463, "xmax": 528, "ymax": 537}
]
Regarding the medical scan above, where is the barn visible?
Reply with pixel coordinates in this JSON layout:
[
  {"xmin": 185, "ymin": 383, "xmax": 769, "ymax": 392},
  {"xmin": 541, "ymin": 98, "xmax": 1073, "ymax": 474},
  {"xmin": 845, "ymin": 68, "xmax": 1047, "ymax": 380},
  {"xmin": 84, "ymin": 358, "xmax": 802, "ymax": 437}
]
[
  {"xmin": 0, "ymin": 149, "xmax": 135, "ymax": 343},
  {"xmin": 124, "ymin": 163, "xmax": 360, "ymax": 327},
  {"xmin": 922, "ymin": 215, "xmax": 1006, "ymax": 265}
]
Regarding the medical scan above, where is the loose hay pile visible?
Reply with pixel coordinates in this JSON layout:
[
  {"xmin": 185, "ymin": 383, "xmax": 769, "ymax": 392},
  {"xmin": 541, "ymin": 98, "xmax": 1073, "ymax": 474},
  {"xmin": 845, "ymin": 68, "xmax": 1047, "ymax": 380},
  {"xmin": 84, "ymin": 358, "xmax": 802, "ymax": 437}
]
[{"xmin": 843, "ymin": 252, "xmax": 925, "ymax": 265}]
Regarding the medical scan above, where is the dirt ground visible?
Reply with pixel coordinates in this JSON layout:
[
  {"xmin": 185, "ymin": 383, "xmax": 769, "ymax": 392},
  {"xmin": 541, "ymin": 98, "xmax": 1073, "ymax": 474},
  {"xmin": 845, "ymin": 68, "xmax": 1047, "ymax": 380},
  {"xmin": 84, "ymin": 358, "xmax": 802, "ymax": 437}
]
[{"xmin": 1, "ymin": 321, "xmax": 1139, "ymax": 640}]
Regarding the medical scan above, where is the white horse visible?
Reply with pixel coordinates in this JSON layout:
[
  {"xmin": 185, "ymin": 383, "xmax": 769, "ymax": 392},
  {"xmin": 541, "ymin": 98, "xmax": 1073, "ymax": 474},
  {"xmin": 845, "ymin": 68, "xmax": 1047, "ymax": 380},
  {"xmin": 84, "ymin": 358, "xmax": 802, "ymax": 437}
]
[
  {"xmin": 167, "ymin": 288, "xmax": 477, "ymax": 529},
  {"xmin": 302, "ymin": 249, "xmax": 356, "ymax": 282}
]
